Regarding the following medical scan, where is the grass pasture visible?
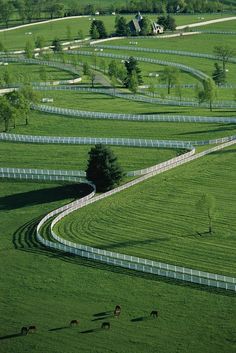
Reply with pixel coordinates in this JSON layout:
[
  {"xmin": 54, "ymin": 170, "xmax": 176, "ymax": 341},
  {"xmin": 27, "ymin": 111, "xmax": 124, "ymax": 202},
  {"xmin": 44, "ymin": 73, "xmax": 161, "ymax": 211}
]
[
  {"xmin": 1, "ymin": 180, "xmax": 236, "ymax": 353},
  {"xmin": 55, "ymin": 144, "xmax": 236, "ymax": 277},
  {"xmin": 1, "ymin": 13, "xmax": 236, "ymax": 353}
]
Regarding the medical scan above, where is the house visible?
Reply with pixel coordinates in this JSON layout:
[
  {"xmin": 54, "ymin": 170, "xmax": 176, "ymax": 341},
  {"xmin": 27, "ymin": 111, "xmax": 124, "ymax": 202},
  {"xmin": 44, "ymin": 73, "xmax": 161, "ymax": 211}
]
[
  {"xmin": 152, "ymin": 22, "xmax": 164, "ymax": 34},
  {"xmin": 128, "ymin": 12, "xmax": 164, "ymax": 36}
]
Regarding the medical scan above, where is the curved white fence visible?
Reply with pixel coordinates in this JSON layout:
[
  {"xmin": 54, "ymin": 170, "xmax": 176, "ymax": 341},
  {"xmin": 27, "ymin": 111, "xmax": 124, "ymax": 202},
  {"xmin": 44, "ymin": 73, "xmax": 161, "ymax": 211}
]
[
  {"xmin": 36, "ymin": 139, "xmax": 236, "ymax": 292},
  {"xmin": 67, "ymin": 50, "xmax": 208, "ymax": 80},
  {"xmin": 32, "ymin": 103, "xmax": 236, "ymax": 124}
]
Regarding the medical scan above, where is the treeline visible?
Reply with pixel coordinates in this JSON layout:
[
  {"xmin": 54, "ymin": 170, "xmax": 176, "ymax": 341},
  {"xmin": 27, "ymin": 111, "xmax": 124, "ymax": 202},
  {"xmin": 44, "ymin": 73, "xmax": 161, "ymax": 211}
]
[{"xmin": 0, "ymin": 0, "xmax": 234, "ymax": 28}]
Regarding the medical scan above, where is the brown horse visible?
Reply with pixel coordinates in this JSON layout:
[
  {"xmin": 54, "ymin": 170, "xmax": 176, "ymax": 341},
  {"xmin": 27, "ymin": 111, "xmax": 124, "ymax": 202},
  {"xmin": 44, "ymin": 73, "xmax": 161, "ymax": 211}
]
[
  {"xmin": 101, "ymin": 322, "xmax": 110, "ymax": 329},
  {"xmin": 114, "ymin": 305, "xmax": 121, "ymax": 317},
  {"xmin": 150, "ymin": 310, "xmax": 158, "ymax": 318},
  {"xmin": 28, "ymin": 325, "xmax": 36, "ymax": 333},
  {"xmin": 70, "ymin": 320, "xmax": 79, "ymax": 327},
  {"xmin": 21, "ymin": 327, "xmax": 28, "ymax": 335}
]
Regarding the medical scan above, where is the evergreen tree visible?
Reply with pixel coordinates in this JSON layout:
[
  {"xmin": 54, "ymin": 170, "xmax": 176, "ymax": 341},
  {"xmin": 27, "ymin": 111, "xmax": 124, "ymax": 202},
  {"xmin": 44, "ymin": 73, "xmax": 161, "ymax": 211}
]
[
  {"xmin": 86, "ymin": 144, "xmax": 124, "ymax": 191},
  {"xmin": 90, "ymin": 20, "xmax": 107, "ymax": 39},
  {"xmin": 124, "ymin": 56, "xmax": 143, "ymax": 88},
  {"xmin": 212, "ymin": 63, "xmax": 226, "ymax": 86},
  {"xmin": 115, "ymin": 16, "xmax": 129, "ymax": 36},
  {"xmin": 52, "ymin": 38, "xmax": 62, "ymax": 52},
  {"xmin": 140, "ymin": 16, "xmax": 152, "ymax": 36}
]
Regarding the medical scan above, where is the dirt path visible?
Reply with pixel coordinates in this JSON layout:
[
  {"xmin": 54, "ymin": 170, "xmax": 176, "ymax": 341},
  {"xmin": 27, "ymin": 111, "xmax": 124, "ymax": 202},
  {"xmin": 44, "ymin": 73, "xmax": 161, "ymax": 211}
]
[{"xmin": 177, "ymin": 16, "xmax": 236, "ymax": 29}]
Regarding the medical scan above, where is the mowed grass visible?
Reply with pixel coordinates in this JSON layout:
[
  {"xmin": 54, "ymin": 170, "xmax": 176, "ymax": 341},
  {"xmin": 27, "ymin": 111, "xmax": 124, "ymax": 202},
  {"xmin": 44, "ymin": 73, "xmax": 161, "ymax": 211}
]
[
  {"xmin": 105, "ymin": 34, "xmax": 236, "ymax": 55},
  {"xmin": 0, "ymin": 141, "xmax": 178, "ymax": 172},
  {"xmin": 0, "ymin": 180, "xmax": 236, "ymax": 353},
  {"xmin": 0, "ymin": 63, "xmax": 77, "ymax": 83},
  {"xmin": 55, "ymin": 145, "xmax": 236, "ymax": 277},
  {"xmin": 0, "ymin": 15, "xmax": 231, "ymax": 50},
  {"xmin": 4, "ymin": 109, "xmax": 236, "ymax": 142}
]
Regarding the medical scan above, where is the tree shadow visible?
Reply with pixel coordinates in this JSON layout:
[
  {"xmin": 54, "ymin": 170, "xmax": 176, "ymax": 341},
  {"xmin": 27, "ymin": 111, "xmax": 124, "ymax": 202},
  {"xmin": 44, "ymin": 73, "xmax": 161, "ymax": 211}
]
[
  {"xmin": 93, "ymin": 311, "xmax": 112, "ymax": 317},
  {"xmin": 80, "ymin": 328, "xmax": 101, "ymax": 334},
  {"xmin": 131, "ymin": 316, "xmax": 148, "ymax": 322},
  {"xmin": 0, "ymin": 183, "xmax": 92, "ymax": 211},
  {"xmin": 48, "ymin": 326, "xmax": 70, "ymax": 332},
  {"xmin": 0, "ymin": 333, "xmax": 22, "ymax": 340}
]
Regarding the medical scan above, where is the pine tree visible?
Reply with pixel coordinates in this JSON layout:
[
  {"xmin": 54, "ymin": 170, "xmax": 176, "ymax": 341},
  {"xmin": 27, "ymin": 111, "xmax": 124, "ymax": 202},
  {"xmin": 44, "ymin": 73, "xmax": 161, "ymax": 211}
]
[
  {"xmin": 212, "ymin": 63, "xmax": 226, "ymax": 86},
  {"xmin": 86, "ymin": 144, "xmax": 124, "ymax": 192},
  {"xmin": 124, "ymin": 56, "xmax": 143, "ymax": 88}
]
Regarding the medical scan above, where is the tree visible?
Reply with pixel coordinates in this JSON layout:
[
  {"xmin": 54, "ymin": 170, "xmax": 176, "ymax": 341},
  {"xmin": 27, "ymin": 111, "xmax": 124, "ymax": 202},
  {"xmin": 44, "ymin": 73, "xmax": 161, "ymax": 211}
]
[
  {"xmin": 115, "ymin": 16, "xmax": 129, "ymax": 36},
  {"xmin": 89, "ymin": 71, "xmax": 96, "ymax": 88},
  {"xmin": 108, "ymin": 60, "xmax": 119, "ymax": 78},
  {"xmin": 157, "ymin": 15, "xmax": 176, "ymax": 31},
  {"xmin": 20, "ymin": 85, "xmax": 39, "ymax": 124},
  {"xmin": 214, "ymin": 45, "xmax": 236, "ymax": 72},
  {"xmin": 128, "ymin": 71, "xmax": 139, "ymax": 93},
  {"xmin": 83, "ymin": 62, "xmax": 90, "ymax": 76},
  {"xmin": 25, "ymin": 40, "xmax": 34, "ymax": 58},
  {"xmin": 0, "ymin": 0, "xmax": 14, "ymax": 28},
  {"xmin": 35, "ymin": 35, "xmax": 45, "ymax": 50},
  {"xmin": 46, "ymin": 1, "xmax": 64, "ymax": 19},
  {"xmin": 52, "ymin": 38, "xmax": 62, "ymax": 52},
  {"xmin": 0, "ymin": 96, "xmax": 13, "ymax": 131},
  {"xmin": 160, "ymin": 67, "xmax": 179, "ymax": 94},
  {"xmin": 212, "ymin": 63, "xmax": 226, "ymax": 86},
  {"xmin": 197, "ymin": 194, "xmax": 217, "ymax": 235},
  {"xmin": 198, "ymin": 78, "xmax": 217, "ymax": 111},
  {"xmin": 140, "ymin": 16, "xmax": 152, "ymax": 36},
  {"xmin": 86, "ymin": 144, "xmax": 124, "ymax": 191},
  {"xmin": 3, "ymin": 67, "xmax": 12, "ymax": 85},
  {"xmin": 90, "ymin": 20, "xmax": 107, "ymax": 39},
  {"xmin": 124, "ymin": 56, "xmax": 143, "ymax": 88}
]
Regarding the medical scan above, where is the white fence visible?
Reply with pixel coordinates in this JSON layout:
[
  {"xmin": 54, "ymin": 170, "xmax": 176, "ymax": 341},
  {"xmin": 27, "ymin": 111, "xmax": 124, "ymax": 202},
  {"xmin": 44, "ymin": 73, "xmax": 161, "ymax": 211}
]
[
  {"xmin": 67, "ymin": 49, "xmax": 208, "ymax": 80},
  {"xmin": 36, "ymin": 139, "xmax": 236, "ymax": 292},
  {"xmin": 32, "ymin": 103, "xmax": 236, "ymax": 124},
  {"xmin": 0, "ymin": 57, "xmax": 81, "ymax": 76},
  {"xmin": 91, "ymin": 44, "xmax": 236, "ymax": 64},
  {"xmin": 33, "ymin": 84, "xmax": 236, "ymax": 108}
]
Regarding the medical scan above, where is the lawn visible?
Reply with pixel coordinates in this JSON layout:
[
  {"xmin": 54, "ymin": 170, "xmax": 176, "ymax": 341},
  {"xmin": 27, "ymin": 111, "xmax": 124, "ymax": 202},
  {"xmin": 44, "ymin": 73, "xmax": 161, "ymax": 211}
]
[
  {"xmin": 0, "ymin": 141, "xmax": 178, "ymax": 173},
  {"xmin": 3, "ymin": 107, "xmax": 236, "ymax": 143},
  {"xmin": 0, "ymin": 180, "xmax": 236, "ymax": 353},
  {"xmin": 54, "ymin": 144, "xmax": 236, "ymax": 277},
  {"xmin": 0, "ymin": 15, "xmax": 233, "ymax": 50},
  {"xmin": 0, "ymin": 62, "xmax": 77, "ymax": 84}
]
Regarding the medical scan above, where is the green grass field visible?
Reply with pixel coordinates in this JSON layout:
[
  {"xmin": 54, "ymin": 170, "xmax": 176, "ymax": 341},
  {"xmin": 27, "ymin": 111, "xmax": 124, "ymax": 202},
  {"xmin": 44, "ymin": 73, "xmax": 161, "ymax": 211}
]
[
  {"xmin": 1, "ymin": 14, "xmax": 236, "ymax": 353},
  {"xmin": 0, "ymin": 14, "xmax": 233, "ymax": 50},
  {"xmin": 54, "ymin": 145, "xmax": 236, "ymax": 277},
  {"xmin": 0, "ymin": 141, "xmax": 179, "ymax": 173},
  {"xmin": 0, "ymin": 181, "xmax": 236, "ymax": 353},
  {"xmin": 0, "ymin": 63, "xmax": 76, "ymax": 84}
]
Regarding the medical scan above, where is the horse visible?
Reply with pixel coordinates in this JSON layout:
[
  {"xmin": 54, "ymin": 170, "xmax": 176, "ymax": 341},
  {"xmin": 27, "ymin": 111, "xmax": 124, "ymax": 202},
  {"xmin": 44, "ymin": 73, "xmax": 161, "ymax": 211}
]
[
  {"xmin": 21, "ymin": 327, "xmax": 28, "ymax": 335},
  {"xmin": 101, "ymin": 322, "xmax": 110, "ymax": 330},
  {"xmin": 150, "ymin": 310, "xmax": 158, "ymax": 318},
  {"xmin": 114, "ymin": 305, "xmax": 121, "ymax": 317},
  {"xmin": 28, "ymin": 325, "xmax": 36, "ymax": 333},
  {"xmin": 70, "ymin": 319, "xmax": 79, "ymax": 327}
]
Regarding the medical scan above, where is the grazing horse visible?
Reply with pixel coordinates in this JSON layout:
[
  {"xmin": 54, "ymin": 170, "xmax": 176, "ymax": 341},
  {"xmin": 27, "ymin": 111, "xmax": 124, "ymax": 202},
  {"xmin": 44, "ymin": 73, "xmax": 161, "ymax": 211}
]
[
  {"xmin": 28, "ymin": 325, "xmax": 36, "ymax": 333},
  {"xmin": 21, "ymin": 327, "xmax": 28, "ymax": 335},
  {"xmin": 101, "ymin": 322, "xmax": 110, "ymax": 330},
  {"xmin": 150, "ymin": 310, "xmax": 158, "ymax": 318},
  {"xmin": 70, "ymin": 320, "xmax": 79, "ymax": 327},
  {"xmin": 114, "ymin": 305, "xmax": 121, "ymax": 317}
]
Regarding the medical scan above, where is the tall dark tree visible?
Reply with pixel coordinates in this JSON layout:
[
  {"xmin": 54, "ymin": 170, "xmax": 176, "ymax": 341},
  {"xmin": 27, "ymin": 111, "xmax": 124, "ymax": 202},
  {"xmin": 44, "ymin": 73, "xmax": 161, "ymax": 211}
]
[
  {"xmin": 212, "ymin": 63, "xmax": 226, "ymax": 86},
  {"xmin": 90, "ymin": 20, "xmax": 107, "ymax": 39},
  {"xmin": 115, "ymin": 16, "xmax": 129, "ymax": 36},
  {"xmin": 124, "ymin": 56, "xmax": 143, "ymax": 88},
  {"xmin": 52, "ymin": 38, "xmax": 62, "ymax": 52},
  {"xmin": 140, "ymin": 16, "xmax": 152, "ymax": 36},
  {"xmin": 0, "ymin": 0, "xmax": 14, "ymax": 28},
  {"xmin": 86, "ymin": 144, "xmax": 124, "ymax": 192},
  {"xmin": 0, "ymin": 96, "xmax": 13, "ymax": 131}
]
